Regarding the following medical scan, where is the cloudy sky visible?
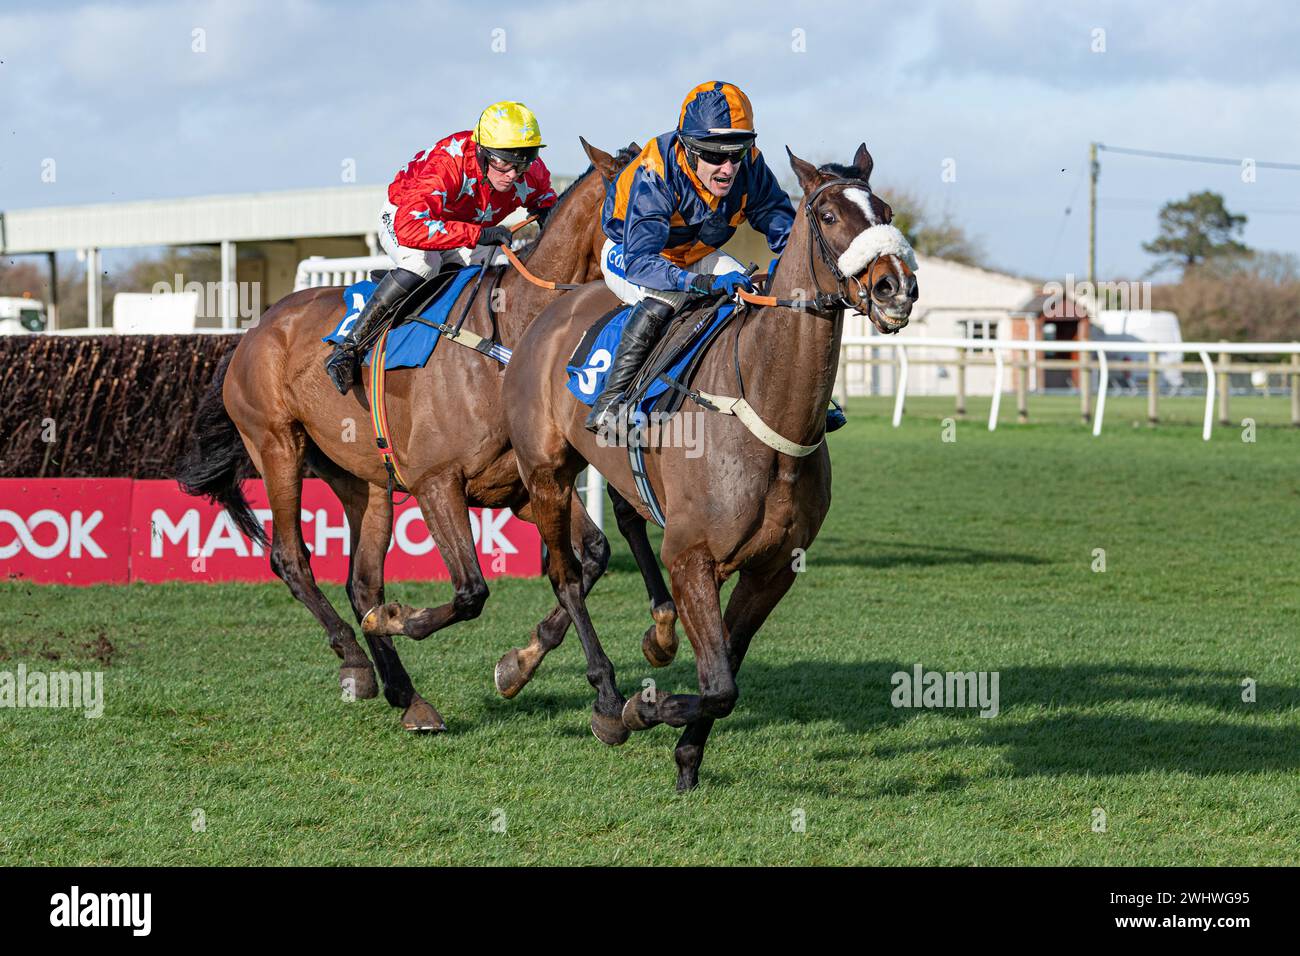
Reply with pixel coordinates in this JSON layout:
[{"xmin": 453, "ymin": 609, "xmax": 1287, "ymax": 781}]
[{"xmin": 2, "ymin": 0, "xmax": 1297, "ymax": 280}]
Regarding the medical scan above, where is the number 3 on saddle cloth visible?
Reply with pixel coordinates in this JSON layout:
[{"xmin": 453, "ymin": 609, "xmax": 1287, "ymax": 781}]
[
  {"xmin": 320, "ymin": 266, "xmax": 508, "ymax": 495},
  {"xmin": 565, "ymin": 302, "xmax": 736, "ymax": 417}
]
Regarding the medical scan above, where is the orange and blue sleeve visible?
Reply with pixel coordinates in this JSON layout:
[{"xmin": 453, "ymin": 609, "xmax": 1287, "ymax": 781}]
[{"xmin": 622, "ymin": 167, "xmax": 693, "ymax": 292}]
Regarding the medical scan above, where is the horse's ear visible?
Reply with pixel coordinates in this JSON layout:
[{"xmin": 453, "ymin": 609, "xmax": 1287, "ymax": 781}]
[
  {"xmin": 787, "ymin": 146, "xmax": 822, "ymax": 196},
  {"xmin": 627, "ymin": 140, "xmax": 641, "ymax": 155},
  {"xmin": 580, "ymin": 136, "xmax": 619, "ymax": 184},
  {"xmin": 852, "ymin": 143, "xmax": 874, "ymax": 183}
]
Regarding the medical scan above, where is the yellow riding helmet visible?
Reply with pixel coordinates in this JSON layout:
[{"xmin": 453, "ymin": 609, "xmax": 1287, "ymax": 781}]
[{"xmin": 473, "ymin": 101, "xmax": 545, "ymax": 169}]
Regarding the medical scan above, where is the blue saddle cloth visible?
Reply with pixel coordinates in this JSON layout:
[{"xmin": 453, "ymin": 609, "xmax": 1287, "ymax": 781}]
[
  {"xmin": 566, "ymin": 303, "xmax": 734, "ymax": 413},
  {"xmin": 321, "ymin": 266, "xmax": 482, "ymax": 370}
]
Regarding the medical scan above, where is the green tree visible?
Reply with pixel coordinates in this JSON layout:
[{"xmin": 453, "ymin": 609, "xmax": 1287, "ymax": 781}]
[
  {"xmin": 779, "ymin": 165, "xmax": 984, "ymax": 266},
  {"xmin": 1143, "ymin": 190, "xmax": 1248, "ymax": 273}
]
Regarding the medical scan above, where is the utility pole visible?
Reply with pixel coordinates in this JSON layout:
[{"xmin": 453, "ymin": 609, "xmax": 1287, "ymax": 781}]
[{"xmin": 1088, "ymin": 142, "xmax": 1099, "ymax": 286}]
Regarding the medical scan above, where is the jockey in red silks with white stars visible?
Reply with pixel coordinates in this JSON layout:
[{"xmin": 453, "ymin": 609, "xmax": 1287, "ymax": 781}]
[{"xmin": 325, "ymin": 101, "xmax": 558, "ymax": 394}]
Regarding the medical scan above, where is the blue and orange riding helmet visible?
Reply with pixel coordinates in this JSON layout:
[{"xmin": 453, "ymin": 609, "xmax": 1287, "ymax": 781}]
[{"xmin": 677, "ymin": 81, "xmax": 757, "ymax": 161}]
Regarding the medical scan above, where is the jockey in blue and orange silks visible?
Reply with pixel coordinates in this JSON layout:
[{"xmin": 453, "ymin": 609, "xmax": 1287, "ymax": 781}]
[{"xmin": 586, "ymin": 80, "xmax": 846, "ymax": 434}]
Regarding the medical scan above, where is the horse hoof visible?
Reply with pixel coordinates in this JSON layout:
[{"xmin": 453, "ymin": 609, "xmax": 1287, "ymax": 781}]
[
  {"xmin": 363, "ymin": 603, "xmax": 415, "ymax": 638},
  {"xmin": 642, "ymin": 602, "xmax": 679, "ymax": 667},
  {"xmin": 621, "ymin": 695, "xmax": 654, "ymax": 732},
  {"xmin": 591, "ymin": 709, "xmax": 630, "ymax": 747},
  {"xmin": 494, "ymin": 649, "xmax": 527, "ymax": 699},
  {"xmin": 642, "ymin": 628, "xmax": 675, "ymax": 668},
  {"xmin": 340, "ymin": 665, "xmax": 378, "ymax": 700},
  {"xmin": 401, "ymin": 697, "xmax": 447, "ymax": 733},
  {"xmin": 361, "ymin": 604, "xmax": 391, "ymax": 637}
]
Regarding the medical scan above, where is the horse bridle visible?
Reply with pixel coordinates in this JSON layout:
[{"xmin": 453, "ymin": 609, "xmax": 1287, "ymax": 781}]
[{"xmin": 799, "ymin": 176, "xmax": 889, "ymax": 318}]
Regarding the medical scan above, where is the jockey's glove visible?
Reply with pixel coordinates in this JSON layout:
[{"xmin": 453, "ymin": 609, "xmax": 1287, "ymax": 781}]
[
  {"xmin": 706, "ymin": 271, "xmax": 755, "ymax": 296},
  {"xmin": 478, "ymin": 225, "xmax": 513, "ymax": 247},
  {"xmin": 687, "ymin": 273, "xmax": 715, "ymax": 296}
]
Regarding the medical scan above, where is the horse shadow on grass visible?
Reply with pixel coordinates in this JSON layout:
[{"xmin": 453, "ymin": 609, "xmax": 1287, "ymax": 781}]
[
  {"xmin": 606, "ymin": 538, "xmax": 1051, "ymax": 576},
  {"xmin": 484, "ymin": 657, "xmax": 1300, "ymax": 793}
]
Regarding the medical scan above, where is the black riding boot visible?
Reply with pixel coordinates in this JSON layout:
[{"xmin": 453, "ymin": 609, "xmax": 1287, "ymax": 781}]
[
  {"xmin": 324, "ymin": 267, "xmax": 427, "ymax": 395},
  {"xmin": 584, "ymin": 297, "xmax": 677, "ymax": 434}
]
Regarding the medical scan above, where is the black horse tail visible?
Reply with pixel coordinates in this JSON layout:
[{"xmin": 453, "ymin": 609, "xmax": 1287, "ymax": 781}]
[{"xmin": 175, "ymin": 349, "xmax": 268, "ymax": 547}]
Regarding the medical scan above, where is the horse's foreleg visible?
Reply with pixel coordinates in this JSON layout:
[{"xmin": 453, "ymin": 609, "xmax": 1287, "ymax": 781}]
[
  {"xmin": 526, "ymin": 470, "xmax": 628, "ymax": 745},
  {"xmin": 338, "ymin": 480, "xmax": 444, "ymax": 732},
  {"xmin": 619, "ymin": 544, "xmax": 744, "ymax": 790},
  {"xmin": 608, "ymin": 485, "xmax": 679, "ymax": 667},
  {"xmin": 494, "ymin": 492, "xmax": 609, "ymax": 698},
  {"xmin": 362, "ymin": 475, "xmax": 488, "ymax": 642},
  {"xmin": 260, "ymin": 431, "xmax": 376, "ymax": 699},
  {"xmin": 674, "ymin": 565, "xmax": 797, "ymax": 791}
]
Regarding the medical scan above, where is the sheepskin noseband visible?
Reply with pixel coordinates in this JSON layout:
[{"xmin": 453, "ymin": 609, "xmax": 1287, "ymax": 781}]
[{"xmin": 836, "ymin": 223, "xmax": 918, "ymax": 277}]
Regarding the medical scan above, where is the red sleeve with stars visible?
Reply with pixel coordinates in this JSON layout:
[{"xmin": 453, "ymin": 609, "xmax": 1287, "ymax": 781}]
[{"xmin": 388, "ymin": 134, "xmax": 485, "ymax": 251}]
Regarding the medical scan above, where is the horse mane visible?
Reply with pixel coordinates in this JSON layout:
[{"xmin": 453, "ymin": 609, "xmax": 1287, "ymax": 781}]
[
  {"xmin": 515, "ymin": 144, "xmax": 639, "ymax": 259},
  {"xmin": 818, "ymin": 161, "xmax": 864, "ymax": 181}
]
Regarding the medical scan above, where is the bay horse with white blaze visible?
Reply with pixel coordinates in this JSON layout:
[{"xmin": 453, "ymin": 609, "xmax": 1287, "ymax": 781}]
[
  {"xmin": 177, "ymin": 141, "xmax": 679, "ymax": 733},
  {"xmin": 499, "ymin": 144, "xmax": 918, "ymax": 789}
]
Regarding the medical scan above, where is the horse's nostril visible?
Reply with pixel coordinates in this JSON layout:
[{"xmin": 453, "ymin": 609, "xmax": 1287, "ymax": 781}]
[
  {"xmin": 873, "ymin": 276, "xmax": 898, "ymax": 298},
  {"xmin": 906, "ymin": 276, "xmax": 919, "ymax": 300}
]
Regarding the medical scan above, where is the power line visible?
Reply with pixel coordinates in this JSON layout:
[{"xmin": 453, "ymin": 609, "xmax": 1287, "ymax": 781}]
[
  {"xmin": 1100, "ymin": 196, "xmax": 1300, "ymax": 215},
  {"xmin": 1098, "ymin": 143, "xmax": 1300, "ymax": 171},
  {"xmin": 1046, "ymin": 166, "xmax": 1087, "ymax": 272}
]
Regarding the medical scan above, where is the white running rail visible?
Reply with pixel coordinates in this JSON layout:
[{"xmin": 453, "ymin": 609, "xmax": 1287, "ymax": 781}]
[
  {"xmin": 844, "ymin": 336, "xmax": 1300, "ymax": 441},
  {"xmin": 293, "ymin": 255, "xmax": 393, "ymax": 292}
]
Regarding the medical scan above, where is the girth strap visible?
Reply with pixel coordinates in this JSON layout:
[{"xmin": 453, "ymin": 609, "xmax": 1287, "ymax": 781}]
[
  {"xmin": 694, "ymin": 391, "xmax": 824, "ymax": 457},
  {"xmin": 656, "ymin": 374, "xmax": 824, "ymax": 458}
]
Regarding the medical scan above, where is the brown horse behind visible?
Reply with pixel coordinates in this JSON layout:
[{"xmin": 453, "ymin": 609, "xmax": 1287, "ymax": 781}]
[
  {"xmin": 500, "ymin": 144, "xmax": 919, "ymax": 788},
  {"xmin": 178, "ymin": 141, "xmax": 678, "ymax": 732}
]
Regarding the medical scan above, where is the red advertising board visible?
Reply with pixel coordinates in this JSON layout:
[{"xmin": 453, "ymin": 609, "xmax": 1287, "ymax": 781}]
[
  {"xmin": 0, "ymin": 479, "xmax": 541, "ymax": 585},
  {"xmin": 0, "ymin": 479, "xmax": 133, "ymax": 584}
]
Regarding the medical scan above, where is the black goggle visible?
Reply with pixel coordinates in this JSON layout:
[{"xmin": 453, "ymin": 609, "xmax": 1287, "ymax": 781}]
[
  {"xmin": 481, "ymin": 148, "xmax": 537, "ymax": 173},
  {"xmin": 682, "ymin": 134, "xmax": 754, "ymax": 167},
  {"xmin": 693, "ymin": 147, "xmax": 748, "ymax": 167}
]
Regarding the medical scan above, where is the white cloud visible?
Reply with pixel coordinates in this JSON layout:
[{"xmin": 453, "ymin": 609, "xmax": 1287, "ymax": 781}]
[{"xmin": 1, "ymin": 0, "xmax": 1296, "ymax": 278}]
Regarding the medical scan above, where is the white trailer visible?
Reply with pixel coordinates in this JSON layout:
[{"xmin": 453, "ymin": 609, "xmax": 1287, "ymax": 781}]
[
  {"xmin": 1090, "ymin": 309, "xmax": 1185, "ymax": 389},
  {"xmin": 0, "ymin": 296, "xmax": 47, "ymax": 334}
]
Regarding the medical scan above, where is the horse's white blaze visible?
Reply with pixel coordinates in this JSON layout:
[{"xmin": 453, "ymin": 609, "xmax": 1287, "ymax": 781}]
[
  {"xmin": 844, "ymin": 187, "xmax": 877, "ymax": 223},
  {"xmin": 836, "ymin": 223, "xmax": 918, "ymax": 278}
]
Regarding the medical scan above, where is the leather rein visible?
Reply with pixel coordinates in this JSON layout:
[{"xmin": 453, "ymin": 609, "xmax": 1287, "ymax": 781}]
[{"xmin": 737, "ymin": 176, "xmax": 889, "ymax": 320}]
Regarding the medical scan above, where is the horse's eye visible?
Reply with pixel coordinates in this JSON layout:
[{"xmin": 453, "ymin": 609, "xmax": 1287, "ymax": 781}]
[{"xmin": 821, "ymin": 211, "xmax": 835, "ymax": 224}]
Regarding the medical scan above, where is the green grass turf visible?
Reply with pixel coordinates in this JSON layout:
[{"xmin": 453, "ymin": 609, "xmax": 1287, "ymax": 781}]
[{"xmin": 2, "ymin": 401, "xmax": 1298, "ymax": 865}]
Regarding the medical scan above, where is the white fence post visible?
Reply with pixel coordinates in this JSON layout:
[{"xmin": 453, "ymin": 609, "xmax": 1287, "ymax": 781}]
[
  {"xmin": 1199, "ymin": 351, "xmax": 1215, "ymax": 441},
  {"xmin": 891, "ymin": 347, "xmax": 909, "ymax": 427},
  {"xmin": 583, "ymin": 467, "xmax": 604, "ymax": 532},
  {"xmin": 1093, "ymin": 348, "xmax": 1108, "ymax": 437},
  {"xmin": 989, "ymin": 348, "xmax": 1004, "ymax": 431}
]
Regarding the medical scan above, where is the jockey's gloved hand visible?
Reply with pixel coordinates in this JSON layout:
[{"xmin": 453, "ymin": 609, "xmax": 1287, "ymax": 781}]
[
  {"xmin": 477, "ymin": 225, "xmax": 513, "ymax": 247},
  {"xmin": 709, "ymin": 271, "xmax": 755, "ymax": 296},
  {"xmin": 687, "ymin": 273, "xmax": 715, "ymax": 296}
]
